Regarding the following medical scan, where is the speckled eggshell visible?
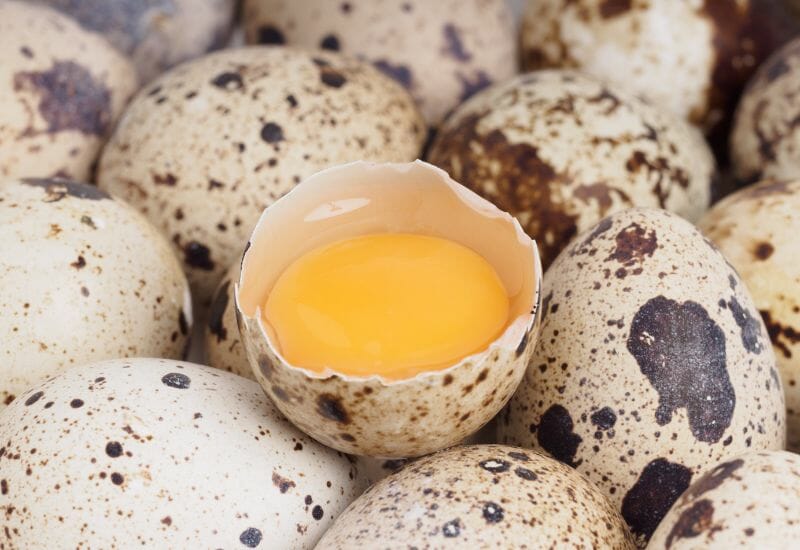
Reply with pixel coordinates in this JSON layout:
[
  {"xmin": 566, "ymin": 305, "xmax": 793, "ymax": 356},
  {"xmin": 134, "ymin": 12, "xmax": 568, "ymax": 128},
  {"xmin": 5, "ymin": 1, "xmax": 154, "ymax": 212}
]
[
  {"xmin": 648, "ymin": 451, "xmax": 800, "ymax": 549},
  {"xmin": 0, "ymin": 358, "xmax": 364, "ymax": 549},
  {"xmin": 97, "ymin": 46, "xmax": 425, "ymax": 308},
  {"xmin": 206, "ymin": 261, "xmax": 252, "ymax": 379},
  {"xmin": 428, "ymin": 70, "xmax": 715, "ymax": 269},
  {"xmin": 0, "ymin": 178, "xmax": 192, "ymax": 408},
  {"xmin": 498, "ymin": 207, "xmax": 785, "ymax": 546},
  {"xmin": 0, "ymin": 1, "xmax": 138, "ymax": 182},
  {"xmin": 731, "ymin": 37, "xmax": 800, "ymax": 184},
  {"xmin": 316, "ymin": 444, "xmax": 635, "ymax": 549},
  {"xmin": 242, "ymin": 0, "xmax": 517, "ymax": 127},
  {"xmin": 519, "ymin": 0, "xmax": 796, "ymax": 138},
  {"xmin": 698, "ymin": 180, "xmax": 800, "ymax": 451},
  {"xmin": 35, "ymin": 0, "xmax": 236, "ymax": 83}
]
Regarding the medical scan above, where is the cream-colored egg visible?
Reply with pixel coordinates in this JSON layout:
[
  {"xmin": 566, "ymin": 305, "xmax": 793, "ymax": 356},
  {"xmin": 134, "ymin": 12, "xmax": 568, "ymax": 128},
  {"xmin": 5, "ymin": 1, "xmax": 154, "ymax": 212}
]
[
  {"xmin": 97, "ymin": 46, "xmax": 425, "ymax": 308},
  {"xmin": 237, "ymin": 161, "xmax": 542, "ymax": 458},
  {"xmin": 519, "ymin": 0, "xmax": 796, "ymax": 138},
  {"xmin": 0, "ymin": 178, "xmax": 192, "ymax": 408},
  {"xmin": 242, "ymin": 0, "xmax": 517, "ymax": 127},
  {"xmin": 648, "ymin": 451, "xmax": 800, "ymax": 549},
  {"xmin": 731, "ymin": 37, "xmax": 800, "ymax": 184},
  {"xmin": 499, "ymin": 207, "xmax": 784, "ymax": 546},
  {"xmin": 317, "ymin": 444, "xmax": 635, "ymax": 549},
  {"xmin": 206, "ymin": 261, "xmax": 252, "ymax": 379},
  {"xmin": 428, "ymin": 70, "xmax": 715, "ymax": 269},
  {"xmin": 698, "ymin": 179, "xmax": 800, "ymax": 451},
  {"xmin": 36, "ymin": 0, "xmax": 236, "ymax": 83},
  {"xmin": 0, "ymin": 1, "xmax": 137, "ymax": 182},
  {"xmin": 0, "ymin": 358, "xmax": 364, "ymax": 548}
]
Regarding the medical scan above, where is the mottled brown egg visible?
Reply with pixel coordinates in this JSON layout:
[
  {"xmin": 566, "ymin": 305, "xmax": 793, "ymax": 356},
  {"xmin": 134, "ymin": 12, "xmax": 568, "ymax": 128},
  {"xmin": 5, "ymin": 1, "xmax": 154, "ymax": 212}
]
[
  {"xmin": 97, "ymin": 46, "xmax": 425, "ymax": 308},
  {"xmin": 519, "ymin": 0, "xmax": 796, "ymax": 143},
  {"xmin": 428, "ymin": 70, "xmax": 715, "ymax": 269},
  {"xmin": 0, "ymin": 178, "xmax": 192, "ymax": 408},
  {"xmin": 498, "ymin": 207, "xmax": 785, "ymax": 546},
  {"xmin": 0, "ymin": 1, "xmax": 138, "ymax": 182},
  {"xmin": 34, "ymin": 0, "xmax": 236, "ymax": 83},
  {"xmin": 316, "ymin": 444, "xmax": 635, "ymax": 549},
  {"xmin": 648, "ymin": 451, "xmax": 800, "ymax": 549},
  {"xmin": 0, "ymin": 358, "xmax": 364, "ymax": 548},
  {"xmin": 242, "ymin": 0, "xmax": 517, "ymax": 127},
  {"xmin": 206, "ymin": 261, "xmax": 252, "ymax": 379},
  {"xmin": 731, "ymin": 37, "xmax": 800, "ymax": 184},
  {"xmin": 698, "ymin": 179, "xmax": 800, "ymax": 451}
]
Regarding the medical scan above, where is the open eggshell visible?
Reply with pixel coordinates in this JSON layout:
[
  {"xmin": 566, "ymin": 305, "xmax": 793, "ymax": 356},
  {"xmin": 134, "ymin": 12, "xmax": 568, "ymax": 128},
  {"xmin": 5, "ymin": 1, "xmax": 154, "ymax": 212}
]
[{"xmin": 236, "ymin": 160, "xmax": 542, "ymax": 457}]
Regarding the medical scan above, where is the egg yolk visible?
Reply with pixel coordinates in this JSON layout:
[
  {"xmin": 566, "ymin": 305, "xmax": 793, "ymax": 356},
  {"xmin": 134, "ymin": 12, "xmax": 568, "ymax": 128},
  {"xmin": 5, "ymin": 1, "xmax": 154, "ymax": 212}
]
[{"xmin": 263, "ymin": 233, "xmax": 510, "ymax": 380}]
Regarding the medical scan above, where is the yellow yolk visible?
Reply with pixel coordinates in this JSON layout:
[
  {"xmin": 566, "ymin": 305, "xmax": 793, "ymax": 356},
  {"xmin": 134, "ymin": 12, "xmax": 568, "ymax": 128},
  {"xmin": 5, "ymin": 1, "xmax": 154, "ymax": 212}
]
[{"xmin": 263, "ymin": 233, "xmax": 510, "ymax": 380}]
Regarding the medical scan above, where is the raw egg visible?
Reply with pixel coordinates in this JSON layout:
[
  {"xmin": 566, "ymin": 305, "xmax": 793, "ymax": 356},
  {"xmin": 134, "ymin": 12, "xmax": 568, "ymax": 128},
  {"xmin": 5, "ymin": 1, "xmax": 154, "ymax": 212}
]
[{"xmin": 236, "ymin": 160, "xmax": 542, "ymax": 458}]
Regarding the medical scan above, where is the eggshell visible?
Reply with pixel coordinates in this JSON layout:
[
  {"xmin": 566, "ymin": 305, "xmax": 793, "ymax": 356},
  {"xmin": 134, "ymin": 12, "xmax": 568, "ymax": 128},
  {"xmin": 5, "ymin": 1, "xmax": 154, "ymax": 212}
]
[
  {"xmin": 519, "ymin": 0, "xmax": 796, "ymax": 138},
  {"xmin": 731, "ymin": 37, "xmax": 800, "ymax": 184},
  {"xmin": 428, "ymin": 70, "xmax": 715, "ymax": 269},
  {"xmin": 236, "ymin": 161, "xmax": 542, "ymax": 458},
  {"xmin": 36, "ymin": 0, "xmax": 236, "ymax": 83},
  {"xmin": 97, "ymin": 46, "xmax": 425, "ymax": 308},
  {"xmin": 241, "ymin": 0, "xmax": 517, "ymax": 127},
  {"xmin": 0, "ymin": 1, "xmax": 137, "ymax": 182},
  {"xmin": 0, "ymin": 358, "xmax": 363, "ymax": 548},
  {"xmin": 498, "ymin": 207, "xmax": 785, "ymax": 546},
  {"xmin": 206, "ymin": 261, "xmax": 253, "ymax": 379},
  {"xmin": 648, "ymin": 451, "xmax": 800, "ymax": 549},
  {"xmin": 698, "ymin": 179, "xmax": 800, "ymax": 451},
  {"xmin": 0, "ymin": 178, "xmax": 192, "ymax": 408},
  {"xmin": 316, "ymin": 444, "xmax": 635, "ymax": 549}
]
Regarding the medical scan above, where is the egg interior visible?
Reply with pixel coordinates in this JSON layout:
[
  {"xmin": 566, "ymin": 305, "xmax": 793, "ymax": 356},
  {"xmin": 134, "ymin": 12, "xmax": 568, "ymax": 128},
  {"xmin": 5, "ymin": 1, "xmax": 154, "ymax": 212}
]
[{"xmin": 238, "ymin": 160, "xmax": 539, "ymax": 382}]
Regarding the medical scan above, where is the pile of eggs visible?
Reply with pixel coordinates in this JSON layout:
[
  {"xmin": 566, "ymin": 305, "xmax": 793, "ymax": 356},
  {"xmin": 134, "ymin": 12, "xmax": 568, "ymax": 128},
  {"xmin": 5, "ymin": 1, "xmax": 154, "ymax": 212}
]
[{"xmin": 2, "ymin": 0, "xmax": 800, "ymax": 548}]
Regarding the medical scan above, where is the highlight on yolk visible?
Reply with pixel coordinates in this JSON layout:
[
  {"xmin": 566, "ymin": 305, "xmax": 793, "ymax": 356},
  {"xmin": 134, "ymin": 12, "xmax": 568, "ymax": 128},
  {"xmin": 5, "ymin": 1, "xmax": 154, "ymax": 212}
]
[{"xmin": 263, "ymin": 233, "xmax": 510, "ymax": 380}]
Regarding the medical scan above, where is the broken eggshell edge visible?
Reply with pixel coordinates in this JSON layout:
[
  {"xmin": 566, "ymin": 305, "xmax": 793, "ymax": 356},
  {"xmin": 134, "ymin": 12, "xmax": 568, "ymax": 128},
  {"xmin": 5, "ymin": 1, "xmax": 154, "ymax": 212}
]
[{"xmin": 235, "ymin": 160, "xmax": 542, "ymax": 458}]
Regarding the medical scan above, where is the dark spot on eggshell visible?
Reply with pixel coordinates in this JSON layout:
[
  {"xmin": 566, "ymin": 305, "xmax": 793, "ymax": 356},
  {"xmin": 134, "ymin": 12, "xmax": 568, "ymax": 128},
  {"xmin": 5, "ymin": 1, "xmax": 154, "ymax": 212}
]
[
  {"xmin": 373, "ymin": 59, "xmax": 413, "ymax": 89},
  {"xmin": 13, "ymin": 61, "xmax": 112, "ymax": 137},
  {"xmin": 256, "ymin": 25, "xmax": 285, "ymax": 44},
  {"xmin": 152, "ymin": 172, "xmax": 177, "ymax": 186},
  {"xmin": 443, "ymin": 374, "xmax": 454, "ymax": 386},
  {"xmin": 312, "ymin": 505, "xmax": 324, "ymax": 520},
  {"xmin": 599, "ymin": 0, "xmax": 632, "ymax": 18},
  {"xmin": 442, "ymin": 23, "xmax": 471, "ymax": 62},
  {"xmin": 260, "ymin": 122, "xmax": 284, "ymax": 143},
  {"xmin": 514, "ymin": 467, "xmax": 537, "ymax": 481},
  {"xmin": 211, "ymin": 71, "xmax": 244, "ymax": 91},
  {"xmin": 479, "ymin": 458, "xmax": 510, "ymax": 473},
  {"xmin": 270, "ymin": 472, "xmax": 298, "ymax": 498},
  {"xmin": 456, "ymin": 70, "xmax": 492, "ymax": 102},
  {"xmin": 754, "ymin": 241, "xmax": 774, "ymax": 260},
  {"xmin": 208, "ymin": 280, "xmax": 229, "ymax": 342},
  {"xmin": 317, "ymin": 394, "xmax": 350, "ymax": 424},
  {"xmin": 572, "ymin": 217, "xmax": 614, "ymax": 257},
  {"xmin": 666, "ymin": 499, "xmax": 717, "ymax": 548},
  {"xmin": 442, "ymin": 519, "xmax": 461, "ymax": 537},
  {"xmin": 591, "ymin": 407, "xmax": 617, "ymax": 430},
  {"xmin": 24, "ymin": 391, "xmax": 44, "ymax": 406},
  {"xmin": 482, "ymin": 501, "xmax": 504, "ymax": 523},
  {"xmin": 683, "ymin": 458, "xmax": 743, "ymax": 503},
  {"xmin": 534, "ymin": 404, "xmax": 582, "ymax": 467},
  {"xmin": 70, "ymin": 398, "xmax": 84, "ymax": 408},
  {"xmin": 22, "ymin": 178, "xmax": 110, "ymax": 202},
  {"xmin": 105, "ymin": 441, "xmax": 123, "ymax": 458},
  {"xmin": 320, "ymin": 34, "xmax": 340, "ymax": 51},
  {"xmin": 183, "ymin": 241, "xmax": 215, "ymax": 271},
  {"xmin": 161, "ymin": 372, "xmax": 191, "ymax": 389},
  {"xmin": 608, "ymin": 223, "xmax": 657, "ymax": 267},
  {"xmin": 725, "ymin": 296, "xmax": 764, "ymax": 354},
  {"xmin": 239, "ymin": 527, "xmax": 263, "ymax": 547},
  {"xmin": 320, "ymin": 67, "xmax": 347, "ymax": 88},
  {"xmin": 1, "ymin": 480, "xmax": 7, "ymax": 495},
  {"xmin": 625, "ymin": 151, "xmax": 689, "ymax": 208},
  {"xmin": 621, "ymin": 458, "xmax": 693, "ymax": 541},
  {"xmin": 70, "ymin": 256, "xmax": 86, "ymax": 269},
  {"xmin": 110, "ymin": 472, "xmax": 124, "ymax": 485},
  {"xmin": 760, "ymin": 309, "xmax": 800, "ymax": 359},
  {"xmin": 627, "ymin": 296, "xmax": 735, "ymax": 443}
]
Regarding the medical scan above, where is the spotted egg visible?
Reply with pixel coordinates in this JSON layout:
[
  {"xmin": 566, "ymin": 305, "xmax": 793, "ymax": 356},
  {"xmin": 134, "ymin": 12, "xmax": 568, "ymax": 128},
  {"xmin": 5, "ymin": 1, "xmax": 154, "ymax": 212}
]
[
  {"xmin": 0, "ymin": 358, "xmax": 364, "ymax": 548},
  {"xmin": 698, "ymin": 179, "xmax": 800, "ymax": 451},
  {"xmin": 0, "ymin": 1, "xmax": 138, "ymax": 182},
  {"xmin": 428, "ymin": 70, "xmax": 715, "ymax": 269},
  {"xmin": 241, "ymin": 0, "xmax": 517, "ymax": 127},
  {"xmin": 206, "ymin": 261, "xmax": 252, "ymax": 379},
  {"xmin": 731, "ymin": 37, "xmax": 800, "ymax": 184},
  {"xmin": 649, "ymin": 451, "xmax": 800, "ymax": 549},
  {"xmin": 97, "ymin": 46, "xmax": 425, "ymax": 309},
  {"xmin": 316, "ymin": 444, "xmax": 635, "ymax": 548},
  {"xmin": 0, "ymin": 178, "xmax": 192, "ymax": 408},
  {"xmin": 519, "ymin": 0, "xmax": 797, "ymax": 147},
  {"xmin": 35, "ymin": 0, "xmax": 237, "ymax": 83},
  {"xmin": 498, "ymin": 207, "xmax": 785, "ymax": 546}
]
